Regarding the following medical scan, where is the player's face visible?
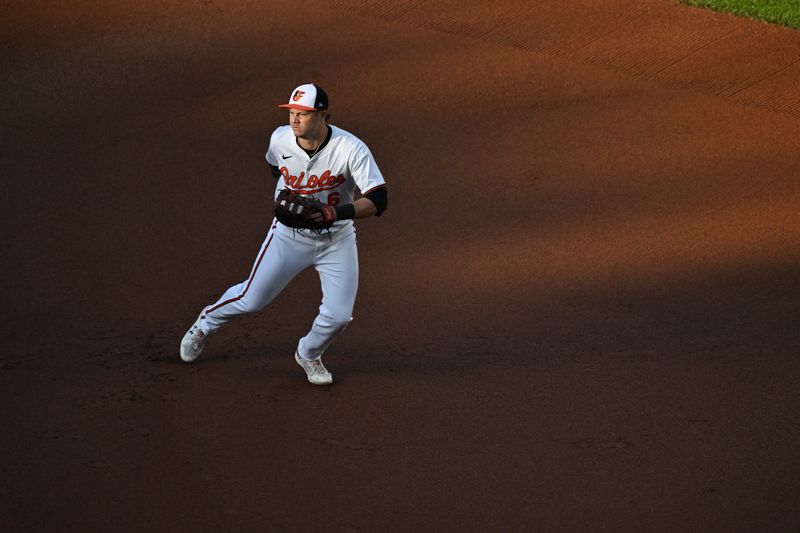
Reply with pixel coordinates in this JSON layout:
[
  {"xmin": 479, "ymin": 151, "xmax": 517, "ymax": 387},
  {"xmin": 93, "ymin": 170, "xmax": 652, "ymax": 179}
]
[{"xmin": 289, "ymin": 109, "xmax": 326, "ymax": 139}]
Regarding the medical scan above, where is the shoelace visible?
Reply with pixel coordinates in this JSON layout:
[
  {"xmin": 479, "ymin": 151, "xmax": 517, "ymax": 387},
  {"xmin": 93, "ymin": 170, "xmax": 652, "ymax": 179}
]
[
  {"xmin": 191, "ymin": 328, "xmax": 204, "ymax": 349},
  {"xmin": 310, "ymin": 361, "xmax": 328, "ymax": 376}
]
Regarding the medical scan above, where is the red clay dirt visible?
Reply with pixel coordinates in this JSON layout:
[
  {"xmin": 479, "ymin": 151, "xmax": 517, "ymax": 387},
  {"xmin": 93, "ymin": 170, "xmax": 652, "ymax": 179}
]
[{"xmin": 2, "ymin": 1, "xmax": 799, "ymax": 531}]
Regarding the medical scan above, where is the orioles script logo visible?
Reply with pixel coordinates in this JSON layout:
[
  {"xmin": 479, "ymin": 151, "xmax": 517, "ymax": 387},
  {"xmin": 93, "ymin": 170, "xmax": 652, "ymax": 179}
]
[
  {"xmin": 281, "ymin": 167, "xmax": 345, "ymax": 193},
  {"xmin": 292, "ymin": 90, "xmax": 306, "ymax": 102}
]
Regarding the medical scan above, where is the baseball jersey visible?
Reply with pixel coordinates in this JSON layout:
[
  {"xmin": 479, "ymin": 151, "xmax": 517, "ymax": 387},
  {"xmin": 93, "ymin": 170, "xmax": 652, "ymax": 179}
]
[{"xmin": 265, "ymin": 125, "xmax": 386, "ymax": 230}]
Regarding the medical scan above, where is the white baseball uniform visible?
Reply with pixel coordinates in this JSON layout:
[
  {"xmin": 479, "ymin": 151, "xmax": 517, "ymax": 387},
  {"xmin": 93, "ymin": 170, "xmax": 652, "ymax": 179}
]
[{"xmin": 197, "ymin": 123, "xmax": 386, "ymax": 360}]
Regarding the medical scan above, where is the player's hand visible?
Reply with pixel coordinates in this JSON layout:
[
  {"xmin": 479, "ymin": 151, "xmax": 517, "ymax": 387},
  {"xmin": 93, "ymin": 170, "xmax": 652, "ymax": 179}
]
[
  {"xmin": 316, "ymin": 205, "xmax": 337, "ymax": 225},
  {"xmin": 322, "ymin": 205, "xmax": 336, "ymax": 226}
]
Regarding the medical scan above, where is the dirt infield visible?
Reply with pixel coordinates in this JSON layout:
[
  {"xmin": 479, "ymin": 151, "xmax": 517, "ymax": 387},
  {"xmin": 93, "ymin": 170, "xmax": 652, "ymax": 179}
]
[{"xmin": 2, "ymin": 1, "xmax": 799, "ymax": 531}]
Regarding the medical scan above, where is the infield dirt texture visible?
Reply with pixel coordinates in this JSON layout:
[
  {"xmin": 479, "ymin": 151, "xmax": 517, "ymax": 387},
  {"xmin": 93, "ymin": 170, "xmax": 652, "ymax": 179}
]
[{"xmin": 2, "ymin": 1, "xmax": 799, "ymax": 531}]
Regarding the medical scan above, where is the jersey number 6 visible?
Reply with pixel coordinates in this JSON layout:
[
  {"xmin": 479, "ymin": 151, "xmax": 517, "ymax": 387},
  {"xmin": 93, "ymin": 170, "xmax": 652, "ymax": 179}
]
[{"xmin": 327, "ymin": 192, "xmax": 340, "ymax": 206}]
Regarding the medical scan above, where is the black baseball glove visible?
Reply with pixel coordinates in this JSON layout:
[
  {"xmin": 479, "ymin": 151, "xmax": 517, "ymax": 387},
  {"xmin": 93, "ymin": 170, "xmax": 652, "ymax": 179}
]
[{"xmin": 274, "ymin": 188, "xmax": 336, "ymax": 231}]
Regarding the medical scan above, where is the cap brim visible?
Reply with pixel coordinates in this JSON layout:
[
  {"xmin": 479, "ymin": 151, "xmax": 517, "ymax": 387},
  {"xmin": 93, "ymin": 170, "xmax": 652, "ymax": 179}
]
[{"xmin": 278, "ymin": 103, "xmax": 318, "ymax": 111}]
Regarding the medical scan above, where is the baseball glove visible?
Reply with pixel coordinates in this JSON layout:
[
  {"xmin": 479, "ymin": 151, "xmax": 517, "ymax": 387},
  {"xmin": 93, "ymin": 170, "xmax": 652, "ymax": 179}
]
[{"xmin": 274, "ymin": 188, "xmax": 336, "ymax": 231}]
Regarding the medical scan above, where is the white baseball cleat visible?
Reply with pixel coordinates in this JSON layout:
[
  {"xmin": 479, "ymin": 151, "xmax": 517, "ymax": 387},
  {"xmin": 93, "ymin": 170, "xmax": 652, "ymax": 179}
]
[
  {"xmin": 295, "ymin": 351, "xmax": 333, "ymax": 385},
  {"xmin": 180, "ymin": 319, "xmax": 207, "ymax": 363}
]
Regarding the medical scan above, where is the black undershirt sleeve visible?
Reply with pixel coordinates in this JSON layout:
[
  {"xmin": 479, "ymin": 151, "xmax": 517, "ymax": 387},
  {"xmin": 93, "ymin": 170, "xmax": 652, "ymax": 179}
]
[
  {"xmin": 364, "ymin": 186, "xmax": 388, "ymax": 216},
  {"xmin": 269, "ymin": 163, "xmax": 281, "ymax": 179}
]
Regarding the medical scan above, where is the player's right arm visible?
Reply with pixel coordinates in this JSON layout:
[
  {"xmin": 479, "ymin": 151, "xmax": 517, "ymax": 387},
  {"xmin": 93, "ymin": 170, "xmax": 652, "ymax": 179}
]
[
  {"xmin": 265, "ymin": 126, "xmax": 290, "ymax": 180},
  {"xmin": 268, "ymin": 163, "xmax": 281, "ymax": 179}
]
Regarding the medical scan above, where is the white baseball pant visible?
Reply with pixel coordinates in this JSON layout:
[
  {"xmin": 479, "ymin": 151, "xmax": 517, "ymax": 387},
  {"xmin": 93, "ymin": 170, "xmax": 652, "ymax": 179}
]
[{"xmin": 199, "ymin": 221, "xmax": 358, "ymax": 360}]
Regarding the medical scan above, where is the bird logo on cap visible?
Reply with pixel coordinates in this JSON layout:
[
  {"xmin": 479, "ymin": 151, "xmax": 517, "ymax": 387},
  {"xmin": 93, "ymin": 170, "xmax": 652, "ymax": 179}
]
[{"xmin": 292, "ymin": 90, "xmax": 306, "ymax": 102}]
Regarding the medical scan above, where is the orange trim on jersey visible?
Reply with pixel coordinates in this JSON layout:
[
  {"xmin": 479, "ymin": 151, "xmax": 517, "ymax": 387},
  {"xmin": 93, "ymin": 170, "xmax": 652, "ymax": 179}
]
[{"xmin": 362, "ymin": 184, "xmax": 386, "ymax": 195}]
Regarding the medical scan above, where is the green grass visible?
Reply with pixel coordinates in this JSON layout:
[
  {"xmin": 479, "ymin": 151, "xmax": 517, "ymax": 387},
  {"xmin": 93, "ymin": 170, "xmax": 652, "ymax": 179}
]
[{"xmin": 681, "ymin": 0, "xmax": 800, "ymax": 29}]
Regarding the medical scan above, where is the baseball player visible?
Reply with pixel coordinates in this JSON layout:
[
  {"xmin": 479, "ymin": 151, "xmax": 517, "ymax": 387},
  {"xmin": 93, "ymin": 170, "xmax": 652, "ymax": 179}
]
[{"xmin": 179, "ymin": 83, "xmax": 388, "ymax": 385}]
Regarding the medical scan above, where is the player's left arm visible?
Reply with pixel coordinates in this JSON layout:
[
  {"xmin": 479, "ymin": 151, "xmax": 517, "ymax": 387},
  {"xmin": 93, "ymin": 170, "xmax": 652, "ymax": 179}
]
[
  {"xmin": 317, "ymin": 185, "xmax": 387, "ymax": 224},
  {"xmin": 352, "ymin": 197, "xmax": 377, "ymax": 218},
  {"xmin": 314, "ymin": 140, "xmax": 387, "ymax": 225},
  {"xmin": 353, "ymin": 185, "xmax": 387, "ymax": 219}
]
